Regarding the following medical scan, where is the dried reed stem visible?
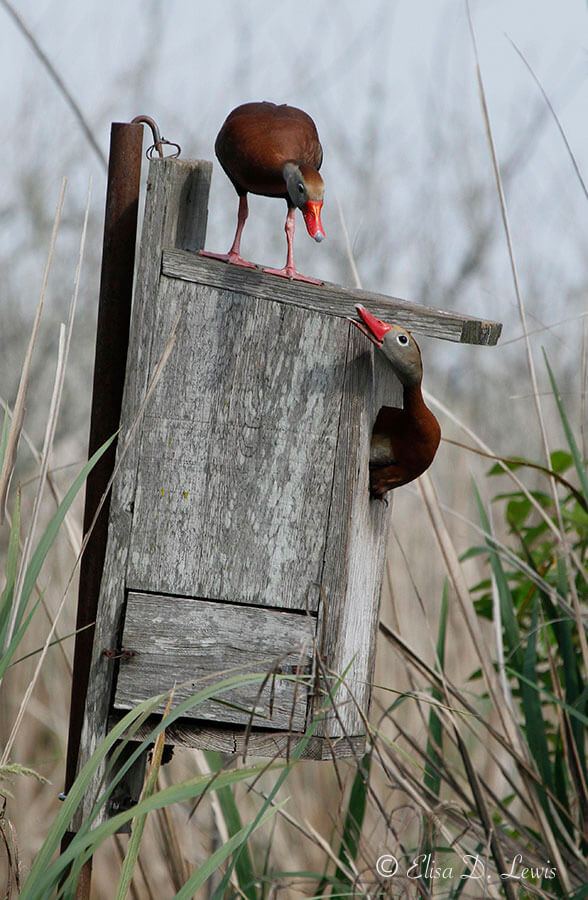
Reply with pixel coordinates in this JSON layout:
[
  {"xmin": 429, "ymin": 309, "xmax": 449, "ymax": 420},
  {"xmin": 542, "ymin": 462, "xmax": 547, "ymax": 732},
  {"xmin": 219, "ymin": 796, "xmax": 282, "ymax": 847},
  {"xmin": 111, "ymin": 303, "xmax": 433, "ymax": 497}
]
[
  {"xmin": 1, "ymin": 289, "xmax": 178, "ymax": 767},
  {"xmin": 0, "ymin": 0, "xmax": 107, "ymax": 169},
  {"xmin": 0, "ymin": 180, "xmax": 66, "ymax": 524}
]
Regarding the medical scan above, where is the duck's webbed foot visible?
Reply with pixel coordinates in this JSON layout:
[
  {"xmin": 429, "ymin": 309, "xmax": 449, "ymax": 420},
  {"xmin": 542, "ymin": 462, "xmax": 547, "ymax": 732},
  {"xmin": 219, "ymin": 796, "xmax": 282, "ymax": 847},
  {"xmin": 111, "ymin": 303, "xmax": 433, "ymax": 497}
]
[{"xmin": 199, "ymin": 249, "xmax": 257, "ymax": 268}]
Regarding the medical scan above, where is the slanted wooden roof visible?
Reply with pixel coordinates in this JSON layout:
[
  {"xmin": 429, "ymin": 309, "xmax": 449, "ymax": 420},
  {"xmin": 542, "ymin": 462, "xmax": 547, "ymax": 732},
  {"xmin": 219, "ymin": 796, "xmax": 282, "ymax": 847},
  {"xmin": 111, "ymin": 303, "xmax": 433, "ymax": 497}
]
[{"xmin": 163, "ymin": 250, "xmax": 502, "ymax": 346}]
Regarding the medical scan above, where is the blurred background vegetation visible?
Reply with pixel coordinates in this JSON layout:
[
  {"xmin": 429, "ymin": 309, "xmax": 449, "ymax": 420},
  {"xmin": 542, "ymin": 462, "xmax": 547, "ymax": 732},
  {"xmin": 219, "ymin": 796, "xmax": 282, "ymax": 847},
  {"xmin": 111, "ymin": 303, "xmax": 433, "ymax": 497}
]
[{"xmin": 0, "ymin": 0, "xmax": 586, "ymax": 896}]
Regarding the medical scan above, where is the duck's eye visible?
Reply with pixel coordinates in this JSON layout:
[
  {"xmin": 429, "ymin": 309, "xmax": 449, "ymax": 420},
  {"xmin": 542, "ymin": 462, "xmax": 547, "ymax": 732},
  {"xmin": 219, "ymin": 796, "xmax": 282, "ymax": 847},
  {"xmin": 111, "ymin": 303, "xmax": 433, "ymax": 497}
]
[
  {"xmin": 297, "ymin": 182, "xmax": 305, "ymax": 193},
  {"xmin": 397, "ymin": 334, "xmax": 409, "ymax": 346}
]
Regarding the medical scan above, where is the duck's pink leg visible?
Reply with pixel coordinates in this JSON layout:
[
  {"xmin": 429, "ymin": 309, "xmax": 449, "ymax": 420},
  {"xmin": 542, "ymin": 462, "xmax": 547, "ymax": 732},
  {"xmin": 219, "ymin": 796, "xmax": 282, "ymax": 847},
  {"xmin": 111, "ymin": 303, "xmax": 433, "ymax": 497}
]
[
  {"xmin": 263, "ymin": 208, "xmax": 323, "ymax": 285},
  {"xmin": 199, "ymin": 195, "xmax": 257, "ymax": 268}
]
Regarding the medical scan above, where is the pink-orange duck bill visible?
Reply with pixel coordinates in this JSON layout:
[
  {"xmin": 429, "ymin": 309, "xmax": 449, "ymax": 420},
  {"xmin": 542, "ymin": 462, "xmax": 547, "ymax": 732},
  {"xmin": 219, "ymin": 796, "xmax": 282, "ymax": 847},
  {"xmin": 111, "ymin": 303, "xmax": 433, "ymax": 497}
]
[
  {"xmin": 302, "ymin": 201, "xmax": 325, "ymax": 242},
  {"xmin": 348, "ymin": 304, "xmax": 392, "ymax": 345}
]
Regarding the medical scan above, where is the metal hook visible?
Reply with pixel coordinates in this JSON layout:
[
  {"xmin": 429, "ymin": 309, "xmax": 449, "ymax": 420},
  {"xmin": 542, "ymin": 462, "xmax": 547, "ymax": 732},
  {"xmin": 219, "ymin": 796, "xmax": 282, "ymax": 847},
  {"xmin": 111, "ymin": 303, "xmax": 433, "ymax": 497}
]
[{"xmin": 131, "ymin": 115, "xmax": 181, "ymax": 160}]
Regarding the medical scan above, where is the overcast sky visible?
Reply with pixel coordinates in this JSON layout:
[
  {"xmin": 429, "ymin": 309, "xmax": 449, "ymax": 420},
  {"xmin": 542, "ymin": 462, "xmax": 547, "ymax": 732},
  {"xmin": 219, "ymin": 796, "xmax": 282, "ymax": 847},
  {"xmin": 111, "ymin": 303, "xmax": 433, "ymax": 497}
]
[{"xmin": 3, "ymin": 0, "xmax": 587, "ymax": 288}]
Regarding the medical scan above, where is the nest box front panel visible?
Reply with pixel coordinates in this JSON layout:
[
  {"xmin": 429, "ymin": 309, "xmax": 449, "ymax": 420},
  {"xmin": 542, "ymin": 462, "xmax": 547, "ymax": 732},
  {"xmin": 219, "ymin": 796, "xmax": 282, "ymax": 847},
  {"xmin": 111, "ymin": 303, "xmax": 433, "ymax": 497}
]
[
  {"xmin": 126, "ymin": 279, "xmax": 349, "ymax": 611},
  {"xmin": 114, "ymin": 593, "xmax": 314, "ymax": 729}
]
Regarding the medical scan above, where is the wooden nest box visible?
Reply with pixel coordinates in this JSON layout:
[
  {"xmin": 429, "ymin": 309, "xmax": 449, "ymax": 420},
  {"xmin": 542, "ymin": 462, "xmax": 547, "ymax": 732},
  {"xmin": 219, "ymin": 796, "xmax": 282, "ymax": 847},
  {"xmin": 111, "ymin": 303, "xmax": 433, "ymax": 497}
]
[{"xmin": 78, "ymin": 157, "xmax": 501, "ymax": 782}]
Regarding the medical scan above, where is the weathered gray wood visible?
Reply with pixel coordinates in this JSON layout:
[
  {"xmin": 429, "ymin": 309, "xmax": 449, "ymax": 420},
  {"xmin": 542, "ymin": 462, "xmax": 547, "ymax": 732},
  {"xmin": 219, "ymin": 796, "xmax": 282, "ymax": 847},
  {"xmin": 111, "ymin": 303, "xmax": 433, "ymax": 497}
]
[
  {"xmin": 109, "ymin": 258, "xmax": 391, "ymax": 751},
  {"xmin": 315, "ymin": 334, "xmax": 398, "ymax": 738},
  {"xmin": 162, "ymin": 250, "xmax": 503, "ymax": 346},
  {"xmin": 115, "ymin": 593, "xmax": 315, "ymax": 729},
  {"xmin": 76, "ymin": 158, "xmax": 212, "ymax": 827},
  {"xmin": 126, "ymin": 277, "xmax": 347, "ymax": 609},
  {"xmin": 108, "ymin": 711, "xmax": 366, "ymax": 759}
]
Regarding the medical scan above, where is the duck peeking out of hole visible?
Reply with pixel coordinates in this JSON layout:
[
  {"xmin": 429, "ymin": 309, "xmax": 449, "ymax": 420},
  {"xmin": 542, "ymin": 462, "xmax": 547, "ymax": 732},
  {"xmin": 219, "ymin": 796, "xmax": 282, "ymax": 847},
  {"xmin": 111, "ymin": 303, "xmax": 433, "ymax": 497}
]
[{"xmin": 348, "ymin": 304, "xmax": 441, "ymax": 500}]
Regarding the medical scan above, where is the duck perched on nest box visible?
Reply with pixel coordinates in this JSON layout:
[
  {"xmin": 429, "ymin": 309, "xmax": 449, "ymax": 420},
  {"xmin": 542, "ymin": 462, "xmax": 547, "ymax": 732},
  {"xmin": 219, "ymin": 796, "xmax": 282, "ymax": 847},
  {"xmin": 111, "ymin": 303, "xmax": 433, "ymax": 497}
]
[
  {"xmin": 201, "ymin": 101, "xmax": 325, "ymax": 284},
  {"xmin": 349, "ymin": 304, "xmax": 441, "ymax": 498}
]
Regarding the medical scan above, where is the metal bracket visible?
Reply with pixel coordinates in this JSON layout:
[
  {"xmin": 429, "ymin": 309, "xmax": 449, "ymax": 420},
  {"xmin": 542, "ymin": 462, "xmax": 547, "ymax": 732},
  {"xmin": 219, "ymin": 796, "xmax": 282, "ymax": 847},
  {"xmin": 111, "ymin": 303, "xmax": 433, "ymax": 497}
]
[{"xmin": 131, "ymin": 115, "xmax": 181, "ymax": 159}]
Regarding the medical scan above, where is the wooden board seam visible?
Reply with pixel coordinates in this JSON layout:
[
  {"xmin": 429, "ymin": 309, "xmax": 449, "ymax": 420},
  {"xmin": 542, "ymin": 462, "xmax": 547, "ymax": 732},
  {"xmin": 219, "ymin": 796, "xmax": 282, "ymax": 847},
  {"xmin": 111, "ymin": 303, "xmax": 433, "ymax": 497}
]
[
  {"xmin": 161, "ymin": 249, "xmax": 503, "ymax": 346},
  {"xmin": 121, "ymin": 586, "xmax": 320, "ymax": 618}
]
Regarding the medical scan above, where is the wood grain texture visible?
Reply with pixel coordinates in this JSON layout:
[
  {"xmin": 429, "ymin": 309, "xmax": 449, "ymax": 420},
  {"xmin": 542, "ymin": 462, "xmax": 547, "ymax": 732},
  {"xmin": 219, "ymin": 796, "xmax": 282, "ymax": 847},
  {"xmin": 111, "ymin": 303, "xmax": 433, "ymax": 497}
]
[
  {"xmin": 115, "ymin": 593, "xmax": 315, "ymax": 729},
  {"xmin": 316, "ymin": 335, "xmax": 398, "ymax": 738},
  {"xmin": 76, "ymin": 158, "xmax": 212, "ymax": 827},
  {"xmin": 126, "ymin": 277, "xmax": 348, "ymax": 609},
  {"xmin": 108, "ymin": 711, "xmax": 365, "ymax": 759},
  {"xmin": 163, "ymin": 250, "xmax": 502, "ymax": 346}
]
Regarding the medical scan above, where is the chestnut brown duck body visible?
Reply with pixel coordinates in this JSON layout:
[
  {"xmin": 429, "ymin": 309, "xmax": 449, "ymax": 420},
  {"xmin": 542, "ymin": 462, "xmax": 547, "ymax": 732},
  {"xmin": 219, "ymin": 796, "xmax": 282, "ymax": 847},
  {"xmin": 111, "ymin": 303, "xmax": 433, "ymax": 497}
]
[
  {"xmin": 215, "ymin": 102, "xmax": 323, "ymax": 199},
  {"xmin": 202, "ymin": 102, "xmax": 325, "ymax": 283},
  {"xmin": 349, "ymin": 305, "xmax": 441, "ymax": 499}
]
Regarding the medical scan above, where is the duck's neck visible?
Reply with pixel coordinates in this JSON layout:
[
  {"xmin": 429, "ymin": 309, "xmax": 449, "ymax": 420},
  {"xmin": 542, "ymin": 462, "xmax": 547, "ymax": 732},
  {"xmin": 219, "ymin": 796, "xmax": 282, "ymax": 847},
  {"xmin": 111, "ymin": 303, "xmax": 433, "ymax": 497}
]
[{"xmin": 402, "ymin": 383, "xmax": 428, "ymax": 418}]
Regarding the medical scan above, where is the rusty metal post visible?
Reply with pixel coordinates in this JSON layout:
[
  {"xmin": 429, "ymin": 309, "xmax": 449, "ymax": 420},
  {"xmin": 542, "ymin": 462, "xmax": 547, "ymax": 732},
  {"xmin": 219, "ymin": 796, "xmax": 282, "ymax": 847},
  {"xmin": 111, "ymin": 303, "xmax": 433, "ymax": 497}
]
[{"xmin": 62, "ymin": 122, "xmax": 144, "ymax": 880}]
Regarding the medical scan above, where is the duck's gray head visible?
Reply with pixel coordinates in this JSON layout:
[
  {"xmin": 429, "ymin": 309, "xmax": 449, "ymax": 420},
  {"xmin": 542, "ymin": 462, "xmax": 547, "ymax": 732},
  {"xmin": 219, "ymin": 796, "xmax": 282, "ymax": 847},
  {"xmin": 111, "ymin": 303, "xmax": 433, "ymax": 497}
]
[
  {"xmin": 283, "ymin": 162, "xmax": 325, "ymax": 242},
  {"xmin": 348, "ymin": 304, "xmax": 423, "ymax": 387}
]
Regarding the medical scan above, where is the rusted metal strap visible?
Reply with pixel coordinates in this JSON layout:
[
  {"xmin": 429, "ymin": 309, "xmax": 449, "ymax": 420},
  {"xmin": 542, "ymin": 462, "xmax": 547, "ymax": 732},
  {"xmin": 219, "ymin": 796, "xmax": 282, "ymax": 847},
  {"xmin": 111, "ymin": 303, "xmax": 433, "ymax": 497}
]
[{"xmin": 131, "ymin": 115, "xmax": 181, "ymax": 159}]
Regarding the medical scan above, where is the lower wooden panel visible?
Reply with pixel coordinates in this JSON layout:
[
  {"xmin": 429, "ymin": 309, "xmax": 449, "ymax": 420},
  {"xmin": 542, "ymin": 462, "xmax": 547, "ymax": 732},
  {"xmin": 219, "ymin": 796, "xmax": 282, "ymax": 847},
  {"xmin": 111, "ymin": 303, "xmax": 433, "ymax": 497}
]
[
  {"xmin": 108, "ymin": 710, "xmax": 366, "ymax": 760},
  {"xmin": 114, "ymin": 592, "xmax": 315, "ymax": 730}
]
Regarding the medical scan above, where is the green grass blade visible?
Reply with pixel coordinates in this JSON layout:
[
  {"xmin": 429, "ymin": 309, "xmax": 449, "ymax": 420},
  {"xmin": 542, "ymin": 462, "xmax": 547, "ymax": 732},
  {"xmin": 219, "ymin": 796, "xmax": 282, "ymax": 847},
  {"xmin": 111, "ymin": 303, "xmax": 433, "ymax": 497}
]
[
  {"xmin": 8, "ymin": 622, "xmax": 94, "ymax": 667},
  {"xmin": 540, "ymin": 561, "xmax": 585, "ymax": 782},
  {"xmin": 520, "ymin": 603, "xmax": 554, "ymax": 799},
  {"xmin": 0, "ymin": 486, "xmax": 20, "ymax": 651},
  {"xmin": 173, "ymin": 803, "xmax": 285, "ymax": 900},
  {"xmin": 424, "ymin": 580, "xmax": 448, "ymax": 797},
  {"xmin": 335, "ymin": 751, "xmax": 371, "ymax": 883},
  {"xmin": 0, "ymin": 408, "xmax": 8, "ymax": 481},
  {"xmin": 0, "ymin": 593, "xmax": 46, "ymax": 682},
  {"xmin": 115, "ymin": 695, "xmax": 173, "ymax": 900},
  {"xmin": 0, "ymin": 434, "xmax": 118, "ymax": 680},
  {"xmin": 19, "ymin": 694, "xmax": 167, "ymax": 898},
  {"xmin": 538, "ymin": 573, "xmax": 579, "ymax": 699},
  {"xmin": 13, "ymin": 433, "xmax": 117, "ymax": 638},
  {"xmin": 210, "ymin": 730, "xmax": 317, "ymax": 900},
  {"xmin": 260, "ymin": 815, "xmax": 278, "ymax": 899},
  {"xmin": 22, "ymin": 672, "xmax": 283, "ymax": 897},
  {"xmin": 474, "ymin": 482, "xmax": 524, "ymax": 673},
  {"xmin": 84, "ymin": 674, "xmax": 278, "ymax": 833},
  {"xmin": 506, "ymin": 666, "xmax": 588, "ymax": 727},
  {"xmin": 24, "ymin": 741, "xmax": 279, "ymax": 895},
  {"xmin": 204, "ymin": 750, "xmax": 258, "ymax": 900},
  {"xmin": 553, "ymin": 731, "xmax": 571, "ymax": 829},
  {"xmin": 543, "ymin": 350, "xmax": 588, "ymax": 502},
  {"xmin": 211, "ymin": 685, "xmax": 335, "ymax": 900},
  {"xmin": 47, "ymin": 764, "xmax": 279, "ymax": 899},
  {"xmin": 0, "ymin": 434, "xmax": 116, "ymax": 678}
]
